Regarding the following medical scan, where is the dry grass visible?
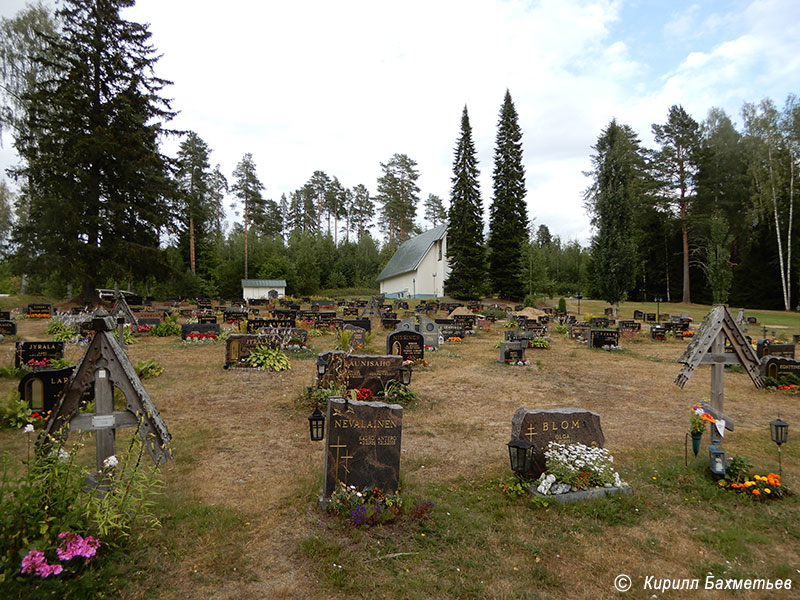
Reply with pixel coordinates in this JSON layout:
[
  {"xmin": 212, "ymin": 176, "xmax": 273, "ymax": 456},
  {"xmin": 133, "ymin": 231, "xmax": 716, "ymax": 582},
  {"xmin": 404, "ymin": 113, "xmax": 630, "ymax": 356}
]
[{"xmin": 1, "ymin": 304, "xmax": 799, "ymax": 599}]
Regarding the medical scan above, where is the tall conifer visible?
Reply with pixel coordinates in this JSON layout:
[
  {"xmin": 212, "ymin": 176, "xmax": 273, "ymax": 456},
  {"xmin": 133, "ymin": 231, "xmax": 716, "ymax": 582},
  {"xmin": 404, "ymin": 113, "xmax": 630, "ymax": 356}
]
[
  {"xmin": 488, "ymin": 90, "xmax": 528, "ymax": 299},
  {"xmin": 445, "ymin": 106, "xmax": 485, "ymax": 300}
]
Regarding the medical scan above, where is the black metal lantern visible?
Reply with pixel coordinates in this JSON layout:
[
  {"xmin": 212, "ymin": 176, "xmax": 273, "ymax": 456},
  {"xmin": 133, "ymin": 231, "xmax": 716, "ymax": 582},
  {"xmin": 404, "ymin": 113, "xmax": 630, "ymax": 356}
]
[
  {"xmin": 575, "ymin": 292, "xmax": 582, "ymax": 315},
  {"xmin": 316, "ymin": 355, "xmax": 327, "ymax": 376},
  {"xmin": 400, "ymin": 367, "xmax": 412, "ymax": 386},
  {"xmin": 708, "ymin": 444, "xmax": 726, "ymax": 475},
  {"xmin": 770, "ymin": 417, "xmax": 789, "ymax": 476},
  {"xmin": 507, "ymin": 439, "xmax": 533, "ymax": 476},
  {"xmin": 308, "ymin": 407, "xmax": 325, "ymax": 441},
  {"xmin": 655, "ymin": 297, "xmax": 662, "ymax": 321}
]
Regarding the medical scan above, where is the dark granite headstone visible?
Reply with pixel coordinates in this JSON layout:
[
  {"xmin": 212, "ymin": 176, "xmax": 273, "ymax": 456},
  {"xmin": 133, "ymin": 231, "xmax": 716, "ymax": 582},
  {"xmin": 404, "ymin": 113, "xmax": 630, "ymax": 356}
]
[
  {"xmin": 198, "ymin": 315, "xmax": 218, "ymax": 324},
  {"xmin": 19, "ymin": 367, "xmax": 92, "ymax": 414},
  {"xmin": 27, "ymin": 303, "xmax": 53, "ymax": 317},
  {"xmin": 590, "ymin": 329, "xmax": 619, "ymax": 348},
  {"xmin": 569, "ymin": 322, "xmax": 591, "ymax": 340},
  {"xmin": 633, "ymin": 310, "xmax": 644, "ymax": 320},
  {"xmin": 510, "ymin": 408, "xmax": 605, "ymax": 476},
  {"xmin": 181, "ymin": 323, "xmax": 221, "ymax": 340},
  {"xmin": 650, "ymin": 326, "xmax": 666, "ymax": 341},
  {"xmin": 382, "ymin": 318, "xmax": 401, "ymax": 330},
  {"xmin": 747, "ymin": 316, "xmax": 758, "ymax": 325},
  {"xmin": 618, "ymin": 320, "xmax": 641, "ymax": 333},
  {"xmin": 0, "ymin": 320, "xmax": 17, "ymax": 336},
  {"xmin": 342, "ymin": 318, "xmax": 371, "ymax": 333},
  {"xmin": 247, "ymin": 317, "xmax": 294, "ymax": 332},
  {"xmin": 762, "ymin": 356, "xmax": 800, "ymax": 379},
  {"xmin": 499, "ymin": 341, "xmax": 526, "ymax": 363},
  {"xmin": 439, "ymin": 324, "xmax": 465, "ymax": 340},
  {"xmin": 224, "ymin": 309, "xmax": 249, "ymax": 323},
  {"xmin": 323, "ymin": 397, "xmax": 402, "ymax": 497},
  {"xmin": 343, "ymin": 306, "xmax": 359, "ymax": 317},
  {"xmin": 137, "ymin": 310, "xmax": 164, "ymax": 321},
  {"xmin": 15, "ymin": 341, "xmax": 65, "ymax": 368},
  {"xmin": 127, "ymin": 295, "xmax": 143, "ymax": 306},
  {"xmin": 316, "ymin": 351, "xmax": 408, "ymax": 393},
  {"xmin": 136, "ymin": 318, "xmax": 162, "ymax": 327},
  {"xmin": 645, "ymin": 313, "xmax": 657, "ymax": 323},
  {"xmin": 386, "ymin": 330, "xmax": 424, "ymax": 361},
  {"xmin": 224, "ymin": 334, "xmax": 280, "ymax": 368},
  {"xmin": 453, "ymin": 314, "xmax": 476, "ymax": 331},
  {"xmin": 343, "ymin": 324, "xmax": 367, "ymax": 350},
  {"xmin": 0, "ymin": 310, "xmax": 11, "ymax": 320},
  {"xmin": 757, "ymin": 340, "xmax": 795, "ymax": 360},
  {"xmin": 590, "ymin": 317, "xmax": 610, "ymax": 329}
]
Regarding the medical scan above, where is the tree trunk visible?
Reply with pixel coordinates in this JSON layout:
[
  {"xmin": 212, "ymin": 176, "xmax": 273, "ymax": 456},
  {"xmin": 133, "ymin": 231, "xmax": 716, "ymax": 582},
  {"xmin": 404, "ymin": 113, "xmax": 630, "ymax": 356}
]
[
  {"xmin": 189, "ymin": 214, "xmax": 196, "ymax": 274},
  {"xmin": 767, "ymin": 146, "xmax": 790, "ymax": 310},
  {"xmin": 681, "ymin": 220, "xmax": 690, "ymax": 304},
  {"xmin": 244, "ymin": 200, "xmax": 249, "ymax": 280}
]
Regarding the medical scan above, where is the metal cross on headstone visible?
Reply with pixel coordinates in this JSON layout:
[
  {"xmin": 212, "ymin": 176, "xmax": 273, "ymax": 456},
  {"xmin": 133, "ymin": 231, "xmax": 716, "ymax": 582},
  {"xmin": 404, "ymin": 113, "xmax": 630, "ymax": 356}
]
[{"xmin": 674, "ymin": 305, "xmax": 763, "ymax": 471}]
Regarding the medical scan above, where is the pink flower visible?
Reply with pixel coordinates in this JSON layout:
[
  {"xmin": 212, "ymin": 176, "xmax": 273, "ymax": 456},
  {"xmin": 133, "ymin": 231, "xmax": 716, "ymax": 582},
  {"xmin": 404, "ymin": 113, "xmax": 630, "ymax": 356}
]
[
  {"xmin": 21, "ymin": 550, "xmax": 63, "ymax": 577},
  {"xmin": 56, "ymin": 531, "xmax": 100, "ymax": 561}
]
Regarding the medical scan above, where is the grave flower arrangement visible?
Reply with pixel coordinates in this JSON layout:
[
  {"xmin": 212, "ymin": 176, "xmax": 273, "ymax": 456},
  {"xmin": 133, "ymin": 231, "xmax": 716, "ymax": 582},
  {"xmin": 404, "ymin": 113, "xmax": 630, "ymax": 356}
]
[
  {"xmin": 184, "ymin": 332, "xmax": 218, "ymax": 342},
  {"xmin": 25, "ymin": 313, "xmax": 52, "ymax": 319},
  {"xmin": 446, "ymin": 336, "xmax": 462, "ymax": 343},
  {"xmin": 349, "ymin": 387, "xmax": 374, "ymax": 402},
  {"xmin": 134, "ymin": 323, "xmax": 153, "ymax": 334},
  {"xmin": 504, "ymin": 358, "xmax": 531, "ymax": 366},
  {"xmin": 689, "ymin": 404, "xmax": 715, "ymax": 435},
  {"xmin": 535, "ymin": 442, "xmax": 626, "ymax": 495},
  {"xmin": 424, "ymin": 344, "xmax": 436, "ymax": 352},
  {"xmin": 26, "ymin": 357, "xmax": 51, "ymax": 371},
  {"xmin": 327, "ymin": 483, "xmax": 404, "ymax": 528},
  {"xmin": 728, "ymin": 473, "xmax": 785, "ymax": 500}
]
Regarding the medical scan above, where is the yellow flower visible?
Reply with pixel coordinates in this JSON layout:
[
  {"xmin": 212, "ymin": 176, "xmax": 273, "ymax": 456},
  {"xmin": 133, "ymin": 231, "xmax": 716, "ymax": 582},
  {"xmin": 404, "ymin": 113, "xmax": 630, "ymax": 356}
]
[{"xmin": 765, "ymin": 488, "xmax": 771, "ymax": 494}]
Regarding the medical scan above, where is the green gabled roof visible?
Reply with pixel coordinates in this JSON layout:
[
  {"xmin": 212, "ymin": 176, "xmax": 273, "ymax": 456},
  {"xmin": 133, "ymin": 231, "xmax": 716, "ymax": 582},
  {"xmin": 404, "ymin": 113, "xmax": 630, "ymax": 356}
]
[
  {"xmin": 241, "ymin": 279, "xmax": 287, "ymax": 287},
  {"xmin": 377, "ymin": 224, "xmax": 447, "ymax": 282}
]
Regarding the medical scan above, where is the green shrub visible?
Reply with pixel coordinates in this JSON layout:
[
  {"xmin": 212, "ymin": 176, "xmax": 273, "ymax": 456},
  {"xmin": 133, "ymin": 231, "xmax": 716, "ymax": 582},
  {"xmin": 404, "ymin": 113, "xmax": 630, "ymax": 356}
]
[
  {"xmin": 46, "ymin": 320, "xmax": 78, "ymax": 342},
  {"xmin": 762, "ymin": 376, "xmax": 779, "ymax": 388},
  {"xmin": 244, "ymin": 345, "xmax": 291, "ymax": 371},
  {"xmin": 482, "ymin": 306, "xmax": 508, "ymax": 320},
  {"xmin": 0, "ymin": 365, "xmax": 30, "ymax": 379},
  {"xmin": 133, "ymin": 359, "xmax": 164, "ymax": 380},
  {"xmin": 724, "ymin": 455, "xmax": 753, "ymax": 484},
  {"xmin": 379, "ymin": 380, "xmax": 417, "ymax": 405},
  {"xmin": 0, "ymin": 390, "xmax": 34, "ymax": 428},
  {"xmin": 334, "ymin": 328, "xmax": 353, "ymax": 350},
  {"xmin": 558, "ymin": 297, "xmax": 567, "ymax": 314},
  {"xmin": 149, "ymin": 321, "xmax": 181, "ymax": 337}
]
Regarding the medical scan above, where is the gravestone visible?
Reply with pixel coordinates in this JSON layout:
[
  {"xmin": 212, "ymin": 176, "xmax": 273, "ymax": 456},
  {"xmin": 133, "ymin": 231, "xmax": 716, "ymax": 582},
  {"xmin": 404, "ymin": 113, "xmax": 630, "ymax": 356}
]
[
  {"xmin": 0, "ymin": 320, "xmax": 17, "ymax": 335},
  {"xmin": 650, "ymin": 326, "xmax": 666, "ymax": 341},
  {"xmin": 645, "ymin": 313, "xmax": 657, "ymax": 323},
  {"xmin": 19, "ymin": 367, "xmax": 93, "ymax": 415},
  {"xmin": 756, "ymin": 340, "xmax": 795, "ymax": 360},
  {"xmin": 499, "ymin": 341, "xmax": 526, "ymax": 364},
  {"xmin": 127, "ymin": 294, "xmax": 143, "ymax": 306},
  {"xmin": 569, "ymin": 322, "xmax": 590, "ymax": 341},
  {"xmin": 386, "ymin": 330, "xmax": 424, "ymax": 362},
  {"xmin": 316, "ymin": 351, "xmax": 409, "ymax": 393},
  {"xmin": 633, "ymin": 310, "xmax": 644, "ymax": 320},
  {"xmin": 396, "ymin": 315, "xmax": 441, "ymax": 349},
  {"xmin": 247, "ymin": 317, "xmax": 294, "ymax": 333},
  {"xmin": 179, "ymin": 309, "xmax": 194, "ymax": 318},
  {"xmin": 343, "ymin": 324, "xmax": 367, "ymax": 350},
  {"xmin": 136, "ymin": 318, "xmax": 162, "ymax": 327},
  {"xmin": 323, "ymin": 397, "xmax": 402, "ymax": 497},
  {"xmin": 439, "ymin": 324, "xmax": 465, "ymax": 340},
  {"xmin": 180, "ymin": 323, "xmax": 221, "ymax": 340},
  {"xmin": 224, "ymin": 334, "xmax": 280, "ymax": 368},
  {"xmin": 224, "ymin": 309, "xmax": 248, "ymax": 323},
  {"xmin": 27, "ymin": 303, "xmax": 53, "ymax": 317},
  {"xmin": 136, "ymin": 310, "xmax": 164, "ymax": 322},
  {"xmin": 618, "ymin": 320, "xmax": 641, "ymax": 333},
  {"xmin": 343, "ymin": 306, "xmax": 359, "ymax": 317},
  {"xmin": 590, "ymin": 329, "xmax": 619, "ymax": 348},
  {"xmin": 198, "ymin": 315, "xmax": 218, "ymax": 324},
  {"xmin": 382, "ymin": 318, "xmax": 401, "ymax": 330},
  {"xmin": 343, "ymin": 317, "xmax": 372, "ymax": 333},
  {"xmin": 510, "ymin": 408, "xmax": 605, "ymax": 477},
  {"xmin": 15, "ymin": 341, "xmax": 65, "ymax": 368},
  {"xmin": 747, "ymin": 316, "xmax": 758, "ymax": 325},
  {"xmin": 762, "ymin": 356, "xmax": 800, "ymax": 380},
  {"xmin": 590, "ymin": 317, "xmax": 610, "ymax": 329},
  {"xmin": 0, "ymin": 310, "xmax": 10, "ymax": 320},
  {"xmin": 505, "ymin": 329, "xmax": 546, "ymax": 347},
  {"xmin": 453, "ymin": 314, "xmax": 476, "ymax": 331}
]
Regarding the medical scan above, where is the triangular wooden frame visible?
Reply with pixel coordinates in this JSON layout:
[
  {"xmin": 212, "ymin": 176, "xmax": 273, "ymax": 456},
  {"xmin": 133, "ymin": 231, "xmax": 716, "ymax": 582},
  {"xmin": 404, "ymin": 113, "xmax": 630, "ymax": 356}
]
[
  {"xmin": 111, "ymin": 295, "xmax": 139, "ymax": 328},
  {"xmin": 43, "ymin": 316, "xmax": 171, "ymax": 465},
  {"xmin": 674, "ymin": 305, "xmax": 763, "ymax": 390}
]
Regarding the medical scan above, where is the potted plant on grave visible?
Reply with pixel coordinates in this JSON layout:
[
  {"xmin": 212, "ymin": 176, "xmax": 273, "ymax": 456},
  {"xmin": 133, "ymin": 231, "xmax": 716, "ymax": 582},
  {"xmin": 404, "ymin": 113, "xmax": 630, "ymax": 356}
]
[{"xmin": 689, "ymin": 404, "xmax": 715, "ymax": 456}]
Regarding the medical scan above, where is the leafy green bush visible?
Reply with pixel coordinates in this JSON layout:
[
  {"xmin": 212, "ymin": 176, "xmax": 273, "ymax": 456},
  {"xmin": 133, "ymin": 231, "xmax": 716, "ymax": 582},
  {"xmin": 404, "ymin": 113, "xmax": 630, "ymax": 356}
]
[
  {"xmin": 149, "ymin": 321, "xmax": 181, "ymax": 337},
  {"xmin": 724, "ymin": 455, "xmax": 753, "ymax": 484},
  {"xmin": 0, "ymin": 365, "xmax": 30, "ymax": 379},
  {"xmin": 558, "ymin": 297, "xmax": 567, "ymax": 314},
  {"xmin": 762, "ymin": 376, "xmax": 779, "ymax": 388},
  {"xmin": 46, "ymin": 320, "xmax": 78, "ymax": 342},
  {"xmin": 379, "ymin": 380, "xmax": 417, "ymax": 405},
  {"xmin": 529, "ymin": 337, "xmax": 550, "ymax": 349},
  {"xmin": 334, "ymin": 328, "xmax": 353, "ymax": 350},
  {"xmin": 0, "ymin": 390, "xmax": 34, "ymax": 428},
  {"xmin": 244, "ymin": 345, "xmax": 291, "ymax": 371},
  {"xmin": 133, "ymin": 359, "xmax": 164, "ymax": 380},
  {"xmin": 482, "ymin": 307, "xmax": 508, "ymax": 320}
]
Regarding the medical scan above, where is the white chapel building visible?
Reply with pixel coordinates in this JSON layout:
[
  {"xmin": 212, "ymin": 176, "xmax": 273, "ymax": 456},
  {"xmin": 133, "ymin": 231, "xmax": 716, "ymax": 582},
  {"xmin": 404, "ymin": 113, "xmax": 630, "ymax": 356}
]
[{"xmin": 376, "ymin": 224, "xmax": 450, "ymax": 298}]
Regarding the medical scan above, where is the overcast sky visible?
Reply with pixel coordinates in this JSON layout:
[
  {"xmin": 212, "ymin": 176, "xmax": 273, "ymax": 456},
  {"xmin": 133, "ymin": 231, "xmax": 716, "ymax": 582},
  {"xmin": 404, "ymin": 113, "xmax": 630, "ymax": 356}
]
[{"xmin": 2, "ymin": 0, "xmax": 799, "ymax": 246}]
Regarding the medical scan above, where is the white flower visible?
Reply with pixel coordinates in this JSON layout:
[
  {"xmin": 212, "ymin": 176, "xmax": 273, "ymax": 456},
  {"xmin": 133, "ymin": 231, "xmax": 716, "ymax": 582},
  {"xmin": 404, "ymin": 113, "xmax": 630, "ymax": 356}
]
[
  {"xmin": 103, "ymin": 455, "xmax": 119, "ymax": 468},
  {"xmin": 694, "ymin": 408, "xmax": 704, "ymax": 416},
  {"xmin": 23, "ymin": 424, "xmax": 34, "ymax": 433}
]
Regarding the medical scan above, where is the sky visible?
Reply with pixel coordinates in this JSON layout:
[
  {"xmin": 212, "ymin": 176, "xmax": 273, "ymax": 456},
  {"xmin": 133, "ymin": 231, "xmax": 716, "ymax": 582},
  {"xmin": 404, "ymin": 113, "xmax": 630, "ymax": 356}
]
[{"xmin": 1, "ymin": 0, "xmax": 799, "ymax": 246}]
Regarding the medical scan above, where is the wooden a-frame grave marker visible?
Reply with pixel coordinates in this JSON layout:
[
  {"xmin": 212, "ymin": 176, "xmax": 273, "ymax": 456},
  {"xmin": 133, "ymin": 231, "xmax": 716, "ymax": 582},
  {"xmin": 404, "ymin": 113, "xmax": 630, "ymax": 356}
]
[
  {"xmin": 41, "ymin": 312, "xmax": 171, "ymax": 474},
  {"xmin": 674, "ymin": 305, "xmax": 764, "ymax": 466}
]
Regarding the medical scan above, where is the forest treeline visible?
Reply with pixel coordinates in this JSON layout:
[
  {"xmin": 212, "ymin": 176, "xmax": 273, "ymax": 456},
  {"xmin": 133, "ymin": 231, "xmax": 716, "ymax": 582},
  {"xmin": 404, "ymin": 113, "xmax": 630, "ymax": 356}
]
[{"xmin": 0, "ymin": 2, "xmax": 797, "ymax": 309}]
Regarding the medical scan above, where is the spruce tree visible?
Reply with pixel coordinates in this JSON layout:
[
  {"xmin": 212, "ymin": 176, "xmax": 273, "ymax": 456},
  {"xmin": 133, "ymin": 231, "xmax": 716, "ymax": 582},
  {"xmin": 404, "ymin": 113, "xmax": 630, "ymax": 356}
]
[
  {"xmin": 11, "ymin": 0, "xmax": 175, "ymax": 300},
  {"xmin": 585, "ymin": 119, "xmax": 643, "ymax": 306},
  {"xmin": 445, "ymin": 106, "xmax": 485, "ymax": 300},
  {"xmin": 376, "ymin": 154, "xmax": 420, "ymax": 243},
  {"xmin": 488, "ymin": 90, "xmax": 528, "ymax": 299}
]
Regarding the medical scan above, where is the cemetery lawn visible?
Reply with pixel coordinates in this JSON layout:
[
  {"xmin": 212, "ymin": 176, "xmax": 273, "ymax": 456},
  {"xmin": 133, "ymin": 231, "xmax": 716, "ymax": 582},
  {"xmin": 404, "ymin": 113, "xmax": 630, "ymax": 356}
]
[{"xmin": 0, "ymin": 300, "xmax": 798, "ymax": 599}]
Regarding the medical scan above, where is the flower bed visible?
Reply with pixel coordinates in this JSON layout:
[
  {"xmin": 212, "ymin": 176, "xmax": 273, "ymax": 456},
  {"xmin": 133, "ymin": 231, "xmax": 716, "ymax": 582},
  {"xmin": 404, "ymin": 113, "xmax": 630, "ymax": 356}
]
[
  {"xmin": 726, "ymin": 473, "xmax": 785, "ymax": 500},
  {"xmin": 504, "ymin": 359, "xmax": 531, "ymax": 366},
  {"xmin": 25, "ymin": 313, "xmax": 52, "ymax": 319},
  {"xmin": 184, "ymin": 332, "xmax": 218, "ymax": 342},
  {"xmin": 533, "ymin": 442, "xmax": 628, "ymax": 496}
]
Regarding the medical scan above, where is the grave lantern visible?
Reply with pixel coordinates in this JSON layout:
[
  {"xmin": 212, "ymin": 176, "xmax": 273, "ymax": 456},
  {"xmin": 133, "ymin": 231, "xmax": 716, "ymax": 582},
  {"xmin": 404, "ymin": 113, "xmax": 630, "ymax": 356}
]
[
  {"xmin": 400, "ymin": 367, "xmax": 412, "ymax": 386},
  {"xmin": 316, "ymin": 355, "xmax": 327, "ymax": 376},
  {"xmin": 708, "ymin": 444, "xmax": 726, "ymax": 475},
  {"xmin": 507, "ymin": 439, "xmax": 533, "ymax": 477},
  {"xmin": 308, "ymin": 407, "xmax": 325, "ymax": 442},
  {"xmin": 654, "ymin": 297, "xmax": 662, "ymax": 321},
  {"xmin": 769, "ymin": 417, "xmax": 789, "ymax": 476}
]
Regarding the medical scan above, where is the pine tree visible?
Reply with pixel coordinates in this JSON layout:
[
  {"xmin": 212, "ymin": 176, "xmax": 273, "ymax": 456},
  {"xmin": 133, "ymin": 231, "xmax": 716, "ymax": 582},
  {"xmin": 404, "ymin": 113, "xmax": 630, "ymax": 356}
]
[
  {"xmin": 11, "ymin": 0, "xmax": 175, "ymax": 300},
  {"xmin": 376, "ymin": 154, "xmax": 420, "ymax": 243},
  {"xmin": 585, "ymin": 119, "xmax": 643, "ymax": 306},
  {"xmin": 231, "ymin": 153, "xmax": 266, "ymax": 280},
  {"xmin": 350, "ymin": 184, "xmax": 374, "ymax": 239},
  {"xmin": 176, "ymin": 131, "xmax": 213, "ymax": 275},
  {"xmin": 445, "ymin": 106, "xmax": 485, "ymax": 300},
  {"xmin": 423, "ymin": 194, "xmax": 447, "ymax": 227},
  {"xmin": 651, "ymin": 105, "xmax": 700, "ymax": 304},
  {"xmin": 488, "ymin": 90, "xmax": 528, "ymax": 299}
]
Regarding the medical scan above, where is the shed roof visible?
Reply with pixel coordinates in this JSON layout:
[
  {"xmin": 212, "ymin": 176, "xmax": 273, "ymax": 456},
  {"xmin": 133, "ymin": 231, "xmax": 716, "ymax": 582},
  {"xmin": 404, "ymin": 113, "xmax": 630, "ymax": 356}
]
[
  {"xmin": 376, "ymin": 224, "xmax": 447, "ymax": 282},
  {"xmin": 241, "ymin": 279, "xmax": 287, "ymax": 287}
]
